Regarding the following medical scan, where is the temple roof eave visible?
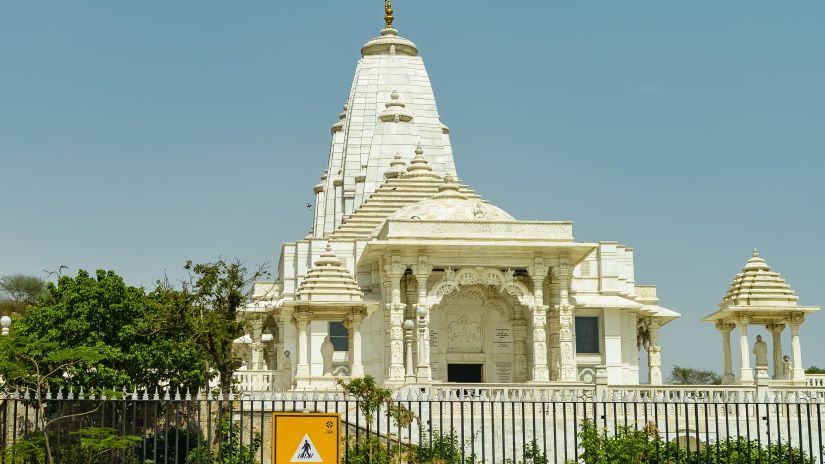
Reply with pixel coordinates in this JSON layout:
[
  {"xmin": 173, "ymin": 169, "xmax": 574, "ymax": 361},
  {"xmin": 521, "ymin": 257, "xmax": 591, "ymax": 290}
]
[
  {"xmin": 358, "ymin": 238, "xmax": 598, "ymax": 270},
  {"xmin": 701, "ymin": 305, "xmax": 820, "ymax": 323}
]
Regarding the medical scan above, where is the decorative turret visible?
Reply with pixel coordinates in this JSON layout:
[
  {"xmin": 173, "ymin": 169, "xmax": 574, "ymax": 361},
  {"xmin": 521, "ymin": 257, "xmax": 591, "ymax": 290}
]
[
  {"xmin": 400, "ymin": 144, "xmax": 442, "ymax": 180},
  {"xmin": 384, "ymin": 153, "xmax": 407, "ymax": 179},
  {"xmin": 296, "ymin": 244, "xmax": 363, "ymax": 303},
  {"xmin": 378, "ymin": 91, "xmax": 414, "ymax": 123},
  {"xmin": 720, "ymin": 249, "xmax": 800, "ymax": 308}
]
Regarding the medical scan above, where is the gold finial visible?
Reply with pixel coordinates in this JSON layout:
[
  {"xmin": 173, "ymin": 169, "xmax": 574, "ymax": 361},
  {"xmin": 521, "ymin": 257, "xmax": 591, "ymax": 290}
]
[{"xmin": 384, "ymin": 0, "xmax": 395, "ymax": 29}]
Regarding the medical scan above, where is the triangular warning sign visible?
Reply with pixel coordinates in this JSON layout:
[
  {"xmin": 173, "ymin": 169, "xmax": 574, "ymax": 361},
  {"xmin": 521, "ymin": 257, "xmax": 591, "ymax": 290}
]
[{"xmin": 290, "ymin": 433, "xmax": 323, "ymax": 462}]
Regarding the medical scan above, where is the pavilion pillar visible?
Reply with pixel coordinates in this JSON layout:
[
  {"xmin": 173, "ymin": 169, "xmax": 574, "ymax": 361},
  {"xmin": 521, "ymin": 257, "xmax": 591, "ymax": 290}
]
[
  {"xmin": 647, "ymin": 319, "xmax": 662, "ymax": 385},
  {"xmin": 413, "ymin": 260, "xmax": 433, "ymax": 383},
  {"xmin": 737, "ymin": 316, "xmax": 753, "ymax": 384},
  {"xmin": 716, "ymin": 322, "xmax": 735, "ymax": 384},
  {"xmin": 528, "ymin": 259, "xmax": 550, "ymax": 382},
  {"xmin": 768, "ymin": 323, "xmax": 785, "ymax": 380},
  {"xmin": 248, "ymin": 317, "xmax": 265, "ymax": 370},
  {"xmin": 790, "ymin": 314, "xmax": 806, "ymax": 382},
  {"xmin": 385, "ymin": 259, "xmax": 407, "ymax": 384},
  {"xmin": 554, "ymin": 261, "xmax": 577, "ymax": 382},
  {"xmin": 348, "ymin": 310, "xmax": 365, "ymax": 378},
  {"xmin": 295, "ymin": 310, "xmax": 311, "ymax": 378}
]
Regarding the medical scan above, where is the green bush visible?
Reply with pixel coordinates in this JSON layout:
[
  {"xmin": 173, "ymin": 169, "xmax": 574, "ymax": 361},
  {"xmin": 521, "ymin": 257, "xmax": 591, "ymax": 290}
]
[{"xmin": 572, "ymin": 419, "xmax": 817, "ymax": 464}]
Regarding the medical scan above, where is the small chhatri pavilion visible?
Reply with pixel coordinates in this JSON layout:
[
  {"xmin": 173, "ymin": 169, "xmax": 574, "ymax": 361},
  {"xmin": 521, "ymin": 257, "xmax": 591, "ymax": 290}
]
[{"xmin": 703, "ymin": 249, "xmax": 819, "ymax": 385}]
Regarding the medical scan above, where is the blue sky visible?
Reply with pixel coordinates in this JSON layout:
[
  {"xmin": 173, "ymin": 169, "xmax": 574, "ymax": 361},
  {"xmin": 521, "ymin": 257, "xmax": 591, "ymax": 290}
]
[{"xmin": 1, "ymin": 1, "xmax": 823, "ymax": 375}]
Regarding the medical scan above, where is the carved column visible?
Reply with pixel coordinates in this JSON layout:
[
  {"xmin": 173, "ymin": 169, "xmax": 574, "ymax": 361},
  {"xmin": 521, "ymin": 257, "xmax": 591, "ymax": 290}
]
[
  {"xmin": 790, "ymin": 314, "xmax": 805, "ymax": 382},
  {"xmin": 737, "ymin": 315, "xmax": 753, "ymax": 384},
  {"xmin": 716, "ymin": 322, "xmax": 735, "ymax": 384},
  {"xmin": 413, "ymin": 259, "xmax": 433, "ymax": 382},
  {"xmin": 348, "ymin": 310, "xmax": 365, "ymax": 378},
  {"xmin": 768, "ymin": 322, "xmax": 785, "ymax": 380},
  {"xmin": 647, "ymin": 318, "xmax": 662, "ymax": 385},
  {"xmin": 385, "ymin": 258, "xmax": 407, "ymax": 384},
  {"xmin": 295, "ymin": 310, "xmax": 311, "ymax": 378},
  {"xmin": 548, "ymin": 282, "xmax": 561, "ymax": 381},
  {"xmin": 554, "ymin": 261, "xmax": 577, "ymax": 382},
  {"xmin": 528, "ymin": 259, "xmax": 550, "ymax": 382},
  {"xmin": 248, "ymin": 317, "xmax": 265, "ymax": 370}
]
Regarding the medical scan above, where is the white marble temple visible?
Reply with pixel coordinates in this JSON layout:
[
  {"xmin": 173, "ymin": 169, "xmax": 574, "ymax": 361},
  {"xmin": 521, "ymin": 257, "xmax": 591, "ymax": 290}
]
[{"xmin": 237, "ymin": 9, "xmax": 689, "ymax": 391}]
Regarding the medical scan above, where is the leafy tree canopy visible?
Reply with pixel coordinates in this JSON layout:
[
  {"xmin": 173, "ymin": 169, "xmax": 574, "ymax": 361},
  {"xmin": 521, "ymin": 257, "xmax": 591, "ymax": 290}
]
[
  {"xmin": 667, "ymin": 365, "xmax": 721, "ymax": 385},
  {"xmin": 4, "ymin": 269, "xmax": 211, "ymax": 392},
  {"xmin": 805, "ymin": 365, "xmax": 825, "ymax": 374},
  {"xmin": 0, "ymin": 273, "xmax": 48, "ymax": 317},
  {"xmin": 154, "ymin": 258, "xmax": 267, "ymax": 395}
]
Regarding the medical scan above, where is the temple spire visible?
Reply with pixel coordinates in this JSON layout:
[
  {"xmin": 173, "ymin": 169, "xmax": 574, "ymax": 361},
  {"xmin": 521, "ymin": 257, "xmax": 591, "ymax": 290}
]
[{"xmin": 384, "ymin": 0, "xmax": 395, "ymax": 29}]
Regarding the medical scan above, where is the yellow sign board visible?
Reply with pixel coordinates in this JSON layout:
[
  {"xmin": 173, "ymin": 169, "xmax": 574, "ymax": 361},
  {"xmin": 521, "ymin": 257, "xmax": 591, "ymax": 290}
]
[{"xmin": 272, "ymin": 412, "xmax": 340, "ymax": 464}]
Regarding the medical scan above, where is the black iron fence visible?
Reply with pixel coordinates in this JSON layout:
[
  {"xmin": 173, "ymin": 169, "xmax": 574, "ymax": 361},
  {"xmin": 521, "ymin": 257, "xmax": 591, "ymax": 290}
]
[{"xmin": 1, "ymin": 388, "xmax": 824, "ymax": 463}]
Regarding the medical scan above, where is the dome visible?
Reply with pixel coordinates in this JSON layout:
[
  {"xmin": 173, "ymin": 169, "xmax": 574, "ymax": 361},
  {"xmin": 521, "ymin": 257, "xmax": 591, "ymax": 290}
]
[
  {"xmin": 386, "ymin": 175, "xmax": 515, "ymax": 222},
  {"xmin": 361, "ymin": 28, "xmax": 418, "ymax": 57},
  {"xmin": 720, "ymin": 249, "xmax": 799, "ymax": 308}
]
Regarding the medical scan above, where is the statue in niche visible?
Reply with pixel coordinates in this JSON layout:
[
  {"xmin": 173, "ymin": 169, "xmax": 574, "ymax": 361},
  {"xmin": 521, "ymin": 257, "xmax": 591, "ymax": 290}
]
[
  {"xmin": 636, "ymin": 319, "xmax": 651, "ymax": 350},
  {"xmin": 753, "ymin": 335, "xmax": 768, "ymax": 367},
  {"xmin": 321, "ymin": 336, "xmax": 335, "ymax": 376}
]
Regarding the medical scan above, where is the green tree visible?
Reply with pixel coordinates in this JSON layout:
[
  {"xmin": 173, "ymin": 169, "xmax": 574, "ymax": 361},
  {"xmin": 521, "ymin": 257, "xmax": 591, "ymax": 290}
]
[
  {"xmin": 0, "ymin": 273, "xmax": 48, "ymax": 317},
  {"xmin": 9, "ymin": 269, "xmax": 211, "ymax": 392},
  {"xmin": 158, "ymin": 259, "xmax": 267, "ymax": 396},
  {"xmin": 667, "ymin": 366, "xmax": 721, "ymax": 385},
  {"xmin": 805, "ymin": 365, "xmax": 825, "ymax": 374},
  {"xmin": 338, "ymin": 376, "xmax": 416, "ymax": 463},
  {"xmin": 0, "ymin": 328, "xmax": 108, "ymax": 464}
]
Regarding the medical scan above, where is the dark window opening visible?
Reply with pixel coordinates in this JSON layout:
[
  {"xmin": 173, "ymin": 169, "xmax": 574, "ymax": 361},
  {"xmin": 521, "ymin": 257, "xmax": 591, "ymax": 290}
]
[
  {"xmin": 329, "ymin": 321, "xmax": 349, "ymax": 352},
  {"xmin": 575, "ymin": 316, "xmax": 600, "ymax": 354}
]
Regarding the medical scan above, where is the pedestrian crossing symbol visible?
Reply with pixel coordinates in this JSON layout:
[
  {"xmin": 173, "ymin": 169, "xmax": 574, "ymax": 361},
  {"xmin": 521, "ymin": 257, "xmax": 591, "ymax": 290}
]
[
  {"xmin": 272, "ymin": 412, "xmax": 340, "ymax": 464},
  {"xmin": 290, "ymin": 434, "xmax": 322, "ymax": 462}
]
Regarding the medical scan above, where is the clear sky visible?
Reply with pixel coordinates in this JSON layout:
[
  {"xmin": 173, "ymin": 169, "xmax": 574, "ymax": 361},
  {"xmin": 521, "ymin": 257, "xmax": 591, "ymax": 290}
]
[{"xmin": 1, "ymin": 1, "xmax": 823, "ymax": 376}]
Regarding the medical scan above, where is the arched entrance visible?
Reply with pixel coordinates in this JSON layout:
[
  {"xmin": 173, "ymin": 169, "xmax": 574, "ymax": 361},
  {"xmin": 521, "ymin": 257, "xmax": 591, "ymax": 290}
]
[{"xmin": 429, "ymin": 285, "xmax": 519, "ymax": 383}]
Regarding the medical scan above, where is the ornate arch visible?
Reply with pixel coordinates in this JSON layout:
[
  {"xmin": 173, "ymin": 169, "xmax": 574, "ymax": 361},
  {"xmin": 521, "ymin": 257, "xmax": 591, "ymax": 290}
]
[{"xmin": 426, "ymin": 267, "xmax": 536, "ymax": 307}]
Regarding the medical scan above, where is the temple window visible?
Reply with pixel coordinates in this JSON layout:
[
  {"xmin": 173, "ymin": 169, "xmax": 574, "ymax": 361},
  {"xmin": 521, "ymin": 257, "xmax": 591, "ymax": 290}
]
[
  {"xmin": 575, "ymin": 316, "xmax": 600, "ymax": 354},
  {"xmin": 329, "ymin": 321, "xmax": 349, "ymax": 352}
]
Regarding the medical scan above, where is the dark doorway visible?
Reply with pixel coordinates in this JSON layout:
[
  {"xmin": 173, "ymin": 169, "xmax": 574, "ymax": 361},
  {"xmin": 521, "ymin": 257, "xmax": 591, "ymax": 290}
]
[{"xmin": 447, "ymin": 364, "xmax": 483, "ymax": 383}]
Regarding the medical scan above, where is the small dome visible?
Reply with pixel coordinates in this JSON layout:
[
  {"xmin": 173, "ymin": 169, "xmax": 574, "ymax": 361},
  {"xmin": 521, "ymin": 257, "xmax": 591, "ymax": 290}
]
[
  {"xmin": 386, "ymin": 176, "xmax": 515, "ymax": 222},
  {"xmin": 720, "ymin": 249, "xmax": 799, "ymax": 308}
]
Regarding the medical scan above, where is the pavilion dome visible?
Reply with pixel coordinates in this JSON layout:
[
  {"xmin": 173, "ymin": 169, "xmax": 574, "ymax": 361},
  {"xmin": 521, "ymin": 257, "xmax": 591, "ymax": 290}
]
[
  {"xmin": 296, "ymin": 245, "xmax": 363, "ymax": 303},
  {"xmin": 720, "ymin": 249, "xmax": 800, "ymax": 308}
]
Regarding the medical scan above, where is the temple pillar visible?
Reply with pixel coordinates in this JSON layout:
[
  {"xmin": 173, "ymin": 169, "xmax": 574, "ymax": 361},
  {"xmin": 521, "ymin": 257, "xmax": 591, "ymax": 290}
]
[
  {"xmin": 385, "ymin": 258, "xmax": 407, "ymax": 384},
  {"xmin": 413, "ymin": 259, "xmax": 433, "ymax": 382},
  {"xmin": 737, "ymin": 316, "xmax": 753, "ymax": 384},
  {"xmin": 790, "ymin": 314, "xmax": 805, "ymax": 382},
  {"xmin": 548, "ymin": 282, "xmax": 560, "ymax": 380},
  {"xmin": 295, "ymin": 310, "xmax": 311, "ymax": 378},
  {"xmin": 768, "ymin": 322, "xmax": 785, "ymax": 380},
  {"xmin": 554, "ymin": 261, "xmax": 577, "ymax": 382},
  {"xmin": 647, "ymin": 319, "xmax": 662, "ymax": 385},
  {"xmin": 248, "ymin": 317, "xmax": 265, "ymax": 370},
  {"xmin": 528, "ymin": 259, "xmax": 550, "ymax": 382},
  {"xmin": 347, "ymin": 311, "xmax": 365, "ymax": 378},
  {"xmin": 716, "ymin": 322, "xmax": 735, "ymax": 384}
]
